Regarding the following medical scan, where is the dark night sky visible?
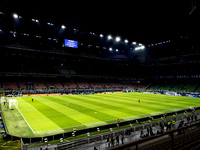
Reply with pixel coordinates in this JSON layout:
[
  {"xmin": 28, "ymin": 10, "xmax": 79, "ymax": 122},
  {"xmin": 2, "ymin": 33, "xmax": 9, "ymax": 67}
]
[{"xmin": 1, "ymin": 0, "xmax": 198, "ymax": 43}]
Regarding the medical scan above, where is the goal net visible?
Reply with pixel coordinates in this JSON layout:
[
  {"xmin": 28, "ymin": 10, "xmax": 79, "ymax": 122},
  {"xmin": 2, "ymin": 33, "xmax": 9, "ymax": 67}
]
[{"xmin": 9, "ymin": 99, "xmax": 18, "ymax": 109}]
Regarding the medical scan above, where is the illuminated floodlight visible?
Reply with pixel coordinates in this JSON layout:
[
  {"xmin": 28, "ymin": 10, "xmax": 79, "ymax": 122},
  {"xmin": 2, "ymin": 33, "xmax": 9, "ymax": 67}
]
[
  {"xmin": 141, "ymin": 45, "xmax": 145, "ymax": 49},
  {"xmin": 135, "ymin": 47, "xmax": 139, "ymax": 50},
  {"xmin": 109, "ymin": 47, "xmax": 113, "ymax": 51},
  {"xmin": 35, "ymin": 19, "xmax": 39, "ymax": 23},
  {"xmin": 61, "ymin": 25, "xmax": 66, "ymax": 29},
  {"xmin": 100, "ymin": 34, "xmax": 103, "ymax": 37},
  {"xmin": 125, "ymin": 39, "xmax": 128, "ymax": 43},
  {"xmin": 107, "ymin": 35, "xmax": 112, "ymax": 40},
  {"xmin": 115, "ymin": 37, "xmax": 120, "ymax": 42},
  {"xmin": 116, "ymin": 49, "xmax": 119, "ymax": 52},
  {"xmin": 135, "ymin": 45, "xmax": 145, "ymax": 51},
  {"xmin": 132, "ymin": 42, "xmax": 136, "ymax": 45},
  {"xmin": 13, "ymin": 13, "xmax": 18, "ymax": 19}
]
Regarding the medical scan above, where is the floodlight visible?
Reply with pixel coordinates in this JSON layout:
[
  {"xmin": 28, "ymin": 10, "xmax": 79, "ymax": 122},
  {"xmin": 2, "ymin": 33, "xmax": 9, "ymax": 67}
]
[
  {"xmin": 61, "ymin": 25, "xmax": 66, "ymax": 29},
  {"xmin": 100, "ymin": 34, "xmax": 103, "ymax": 37},
  {"xmin": 125, "ymin": 39, "xmax": 128, "ymax": 43},
  {"xmin": 116, "ymin": 49, "xmax": 119, "ymax": 52},
  {"xmin": 107, "ymin": 35, "xmax": 112, "ymax": 40},
  {"xmin": 109, "ymin": 48, "xmax": 113, "ymax": 51},
  {"xmin": 13, "ymin": 13, "xmax": 18, "ymax": 19},
  {"xmin": 132, "ymin": 42, "xmax": 136, "ymax": 45},
  {"xmin": 115, "ymin": 37, "xmax": 120, "ymax": 42}
]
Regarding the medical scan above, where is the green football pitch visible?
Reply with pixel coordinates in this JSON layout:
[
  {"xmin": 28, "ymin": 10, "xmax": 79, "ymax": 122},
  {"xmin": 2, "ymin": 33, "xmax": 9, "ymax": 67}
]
[{"xmin": 1, "ymin": 92, "xmax": 200, "ymax": 137}]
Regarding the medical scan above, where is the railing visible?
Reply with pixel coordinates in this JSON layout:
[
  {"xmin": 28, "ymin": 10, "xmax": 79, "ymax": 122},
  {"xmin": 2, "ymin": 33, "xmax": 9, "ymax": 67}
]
[{"xmin": 108, "ymin": 119, "xmax": 200, "ymax": 150}]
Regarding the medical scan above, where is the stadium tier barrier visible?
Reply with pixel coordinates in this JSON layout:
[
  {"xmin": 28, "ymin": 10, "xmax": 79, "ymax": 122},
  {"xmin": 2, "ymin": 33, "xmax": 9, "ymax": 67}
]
[
  {"xmin": 22, "ymin": 93, "xmax": 61, "ymax": 97},
  {"xmin": 22, "ymin": 91, "xmax": 124, "ymax": 97},
  {"xmin": 0, "ymin": 105, "xmax": 200, "ymax": 150}
]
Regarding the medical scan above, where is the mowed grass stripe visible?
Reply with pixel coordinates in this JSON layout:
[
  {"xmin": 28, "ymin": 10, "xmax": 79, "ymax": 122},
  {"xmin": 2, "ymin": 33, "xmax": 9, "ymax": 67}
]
[
  {"xmin": 49, "ymin": 96, "xmax": 119, "ymax": 123},
  {"xmin": 18, "ymin": 98, "xmax": 63, "ymax": 133},
  {"xmin": 22, "ymin": 97, "xmax": 83, "ymax": 130},
  {"xmin": 64, "ymin": 95, "xmax": 132, "ymax": 118},
  {"xmin": 41, "ymin": 97, "xmax": 107, "ymax": 127},
  {"xmin": 138, "ymin": 94, "xmax": 198, "ymax": 108},
  {"xmin": 87, "ymin": 94, "xmax": 174, "ymax": 113},
  {"xmin": 105, "ymin": 93, "xmax": 198, "ymax": 109},
  {"xmin": 73, "ymin": 95, "xmax": 148, "ymax": 116}
]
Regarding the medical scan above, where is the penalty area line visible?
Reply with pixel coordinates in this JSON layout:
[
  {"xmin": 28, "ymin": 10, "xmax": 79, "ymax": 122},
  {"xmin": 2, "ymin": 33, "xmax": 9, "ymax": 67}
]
[{"xmin": 16, "ymin": 107, "xmax": 35, "ymax": 134}]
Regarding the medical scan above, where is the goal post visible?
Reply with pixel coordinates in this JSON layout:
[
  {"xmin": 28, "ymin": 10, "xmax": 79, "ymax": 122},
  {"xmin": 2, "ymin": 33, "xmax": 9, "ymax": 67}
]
[
  {"xmin": 1, "ymin": 96, "xmax": 6, "ymax": 104},
  {"xmin": 9, "ymin": 99, "xmax": 18, "ymax": 109}
]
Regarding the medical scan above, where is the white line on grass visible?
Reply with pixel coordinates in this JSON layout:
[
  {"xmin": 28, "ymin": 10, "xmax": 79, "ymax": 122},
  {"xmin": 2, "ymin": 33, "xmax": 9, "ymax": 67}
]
[{"xmin": 16, "ymin": 106, "xmax": 35, "ymax": 134}]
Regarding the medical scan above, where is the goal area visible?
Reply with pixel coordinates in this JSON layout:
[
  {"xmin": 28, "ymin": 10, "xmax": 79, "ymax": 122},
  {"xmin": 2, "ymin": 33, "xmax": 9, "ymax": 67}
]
[
  {"xmin": 9, "ymin": 99, "xmax": 18, "ymax": 109},
  {"xmin": 1, "ymin": 96, "xmax": 6, "ymax": 104}
]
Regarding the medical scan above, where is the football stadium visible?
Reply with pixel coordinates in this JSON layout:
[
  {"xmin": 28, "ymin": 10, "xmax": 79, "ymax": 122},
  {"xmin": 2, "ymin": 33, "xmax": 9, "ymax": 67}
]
[{"xmin": 0, "ymin": 2, "xmax": 200, "ymax": 150}]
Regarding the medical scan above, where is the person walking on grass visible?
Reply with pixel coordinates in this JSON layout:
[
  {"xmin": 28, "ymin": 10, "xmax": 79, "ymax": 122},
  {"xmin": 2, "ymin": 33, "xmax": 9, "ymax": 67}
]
[
  {"xmin": 32, "ymin": 98, "xmax": 33, "ymax": 102},
  {"xmin": 164, "ymin": 112, "xmax": 167, "ymax": 118}
]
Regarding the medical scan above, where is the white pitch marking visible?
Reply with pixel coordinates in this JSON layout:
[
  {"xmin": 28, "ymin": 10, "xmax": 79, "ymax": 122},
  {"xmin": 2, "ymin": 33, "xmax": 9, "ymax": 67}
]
[{"xmin": 16, "ymin": 106, "xmax": 35, "ymax": 134}]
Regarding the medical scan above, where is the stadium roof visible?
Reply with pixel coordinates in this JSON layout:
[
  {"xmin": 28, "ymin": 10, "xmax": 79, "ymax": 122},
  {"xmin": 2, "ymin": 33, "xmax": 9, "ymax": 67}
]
[{"xmin": 1, "ymin": 1, "xmax": 199, "ymax": 45}]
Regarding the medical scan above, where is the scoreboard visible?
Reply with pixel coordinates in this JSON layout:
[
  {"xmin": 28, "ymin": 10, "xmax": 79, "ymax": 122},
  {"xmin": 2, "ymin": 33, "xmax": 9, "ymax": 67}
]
[{"xmin": 64, "ymin": 39, "xmax": 78, "ymax": 48}]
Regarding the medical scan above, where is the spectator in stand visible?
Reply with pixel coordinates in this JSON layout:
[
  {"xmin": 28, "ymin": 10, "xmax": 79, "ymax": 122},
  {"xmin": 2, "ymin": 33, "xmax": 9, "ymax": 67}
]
[
  {"xmin": 167, "ymin": 121, "xmax": 170, "ymax": 130},
  {"xmin": 147, "ymin": 127, "xmax": 150, "ymax": 136},
  {"xmin": 111, "ymin": 137, "xmax": 114, "ymax": 147},
  {"xmin": 149, "ymin": 126, "xmax": 152, "ymax": 134},
  {"xmin": 115, "ymin": 135, "xmax": 119, "ymax": 145},
  {"xmin": 195, "ymin": 115, "xmax": 197, "ymax": 121},
  {"xmin": 107, "ymin": 137, "xmax": 110, "ymax": 148},
  {"xmin": 172, "ymin": 120, "xmax": 175, "ymax": 128},
  {"xmin": 160, "ymin": 122, "xmax": 164, "ymax": 133},
  {"xmin": 121, "ymin": 133, "xmax": 124, "ymax": 144},
  {"xmin": 187, "ymin": 116, "xmax": 190, "ymax": 123}
]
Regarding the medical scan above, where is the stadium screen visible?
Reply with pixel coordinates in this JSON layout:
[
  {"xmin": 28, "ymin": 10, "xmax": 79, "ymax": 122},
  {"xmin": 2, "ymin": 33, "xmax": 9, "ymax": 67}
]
[{"xmin": 64, "ymin": 39, "xmax": 78, "ymax": 48}]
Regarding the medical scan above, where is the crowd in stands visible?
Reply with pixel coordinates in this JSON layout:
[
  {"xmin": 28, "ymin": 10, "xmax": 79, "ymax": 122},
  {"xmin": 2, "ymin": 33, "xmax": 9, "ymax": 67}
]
[
  {"xmin": 0, "ymin": 76, "xmax": 147, "ymax": 91},
  {"xmin": 3, "ymin": 76, "xmax": 200, "ymax": 94},
  {"xmin": 147, "ymin": 78, "xmax": 200, "ymax": 93}
]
